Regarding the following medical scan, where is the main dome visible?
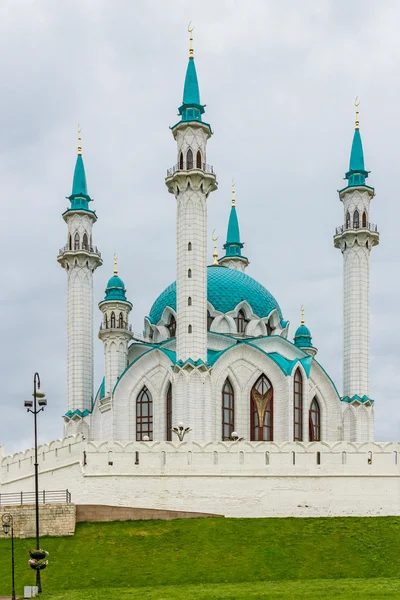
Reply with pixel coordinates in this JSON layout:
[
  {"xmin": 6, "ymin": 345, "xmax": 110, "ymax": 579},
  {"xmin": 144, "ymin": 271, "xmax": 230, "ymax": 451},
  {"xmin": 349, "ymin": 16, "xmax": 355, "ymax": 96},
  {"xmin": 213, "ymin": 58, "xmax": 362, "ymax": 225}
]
[{"xmin": 148, "ymin": 265, "xmax": 282, "ymax": 324}]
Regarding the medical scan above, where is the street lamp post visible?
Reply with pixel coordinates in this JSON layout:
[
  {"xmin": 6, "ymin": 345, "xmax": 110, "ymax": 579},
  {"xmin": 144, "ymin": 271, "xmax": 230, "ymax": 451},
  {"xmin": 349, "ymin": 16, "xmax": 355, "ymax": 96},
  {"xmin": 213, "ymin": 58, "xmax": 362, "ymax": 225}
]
[
  {"xmin": 2, "ymin": 513, "xmax": 16, "ymax": 600},
  {"xmin": 25, "ymin": 372, "xmax": 47, "ymax": 594}
]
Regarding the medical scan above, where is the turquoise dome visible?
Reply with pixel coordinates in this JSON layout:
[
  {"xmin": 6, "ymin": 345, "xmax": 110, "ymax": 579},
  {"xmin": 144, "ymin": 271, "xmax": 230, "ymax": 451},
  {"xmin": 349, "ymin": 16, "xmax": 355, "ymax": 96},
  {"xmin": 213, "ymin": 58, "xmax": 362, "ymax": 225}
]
[
  {"xmin": 294, "ymin": 324, "xmax": 313, "ymax": 348},
  {"xmin": 148, "ymin": 265, "xmax": 282, "ymax": 324},
  {"xmin": 99, "ymin": 274, "xmax": 131, "ymax": 305}
]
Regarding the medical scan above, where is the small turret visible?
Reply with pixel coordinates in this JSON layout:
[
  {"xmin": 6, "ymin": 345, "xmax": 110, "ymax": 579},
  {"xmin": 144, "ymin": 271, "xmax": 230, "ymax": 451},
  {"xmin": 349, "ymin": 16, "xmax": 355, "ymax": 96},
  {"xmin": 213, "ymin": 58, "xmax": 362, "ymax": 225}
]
[
  {"xmin": 219, "ymin": 182, "xmax": 249, "ymax": 272},
  {"xmin": 294, "ymin": 307, "xmax": 317, "ymax": 357}
]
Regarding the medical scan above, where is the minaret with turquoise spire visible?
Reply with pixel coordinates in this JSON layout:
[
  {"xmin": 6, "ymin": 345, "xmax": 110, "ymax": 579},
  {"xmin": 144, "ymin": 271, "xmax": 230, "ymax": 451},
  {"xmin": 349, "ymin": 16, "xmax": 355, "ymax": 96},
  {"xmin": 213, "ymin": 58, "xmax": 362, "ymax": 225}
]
[
  {"xmin": 165, "ymin": 26, "xmax": 217, "ymax": 440},
  {"xmin": 334, "ymin": 101, "xmax": 379, "ymax": 437},
  {"xmin": 58, "ymin": 129, "xmax": 102, "ymax": 419},
  {"xmin": 218, "ymin": 181, "xmax": 249, "ymax": 272},
  {"xmin": 98, "ymin": 256, "xmax": 133, "ymax": 400}
]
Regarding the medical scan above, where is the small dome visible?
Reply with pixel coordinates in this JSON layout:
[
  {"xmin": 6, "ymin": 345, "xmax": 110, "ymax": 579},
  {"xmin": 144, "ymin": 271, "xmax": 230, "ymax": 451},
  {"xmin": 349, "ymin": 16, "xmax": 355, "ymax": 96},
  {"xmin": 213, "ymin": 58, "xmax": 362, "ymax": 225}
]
[
  {"xmin": 294, "ymin": 324, "xmax": 312, "ymax": 348},
  {"xmin": 148, "ymin": 265, "xmax": 282, "ymax": 324},
  {"xmin": 106, "ymin": 275, "xmax": 125, "ymax": 289},
  {"xmin": 100, "ymin": 274, "xmax": 131, "ymax": 305}
]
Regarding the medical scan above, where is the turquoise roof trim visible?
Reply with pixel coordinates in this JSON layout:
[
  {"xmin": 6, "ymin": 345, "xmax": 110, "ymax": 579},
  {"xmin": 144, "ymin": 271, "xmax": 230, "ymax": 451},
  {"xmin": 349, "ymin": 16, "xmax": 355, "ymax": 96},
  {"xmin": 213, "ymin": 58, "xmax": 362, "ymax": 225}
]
[
  {"xmin": 341, "ymin": 394, "xmax": 374, "ymax": 405},
  {"xmin": 223, "ymin": 206, "xmax": 244, "ymax": 258},
  {"xmin": 64, "ymin": 409, "xmax": 91, "ymax": 419},
  {"xmin": 68, "ymin": 154, "xmax": 93, "ymax": 211},
  {"xmin": 148, "ymin": 265, "xmax": 282, "ymax": 324},
  {"xmin": 246, "ymin": 343, "xmax": 312, "ymax": 378},
  {"xmin": 345, "ymin": 128, "xmax": 369, "ymax": 187}
]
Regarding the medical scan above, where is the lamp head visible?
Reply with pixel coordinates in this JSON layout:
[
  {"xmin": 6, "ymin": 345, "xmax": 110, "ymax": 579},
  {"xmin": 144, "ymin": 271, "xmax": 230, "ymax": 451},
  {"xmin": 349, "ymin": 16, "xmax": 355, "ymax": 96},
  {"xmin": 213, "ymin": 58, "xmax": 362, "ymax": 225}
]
[
  {"xmin": 37, "ymin": 396, "xmax": 47, "ymax": 407},
  {"xmin": 2, "ymin": 520, "xmax": 10, "ymax": 535},
  {"xmin": 24, "ymin": 400, "xmax": 33, "ymax": 409},
  {"xmin": 177, "ymin": 422, "xmax": 184, "ymax": 429},
  {"xmin": 142, "ymin": 435, "xmax": 150, "ymax": 442}
]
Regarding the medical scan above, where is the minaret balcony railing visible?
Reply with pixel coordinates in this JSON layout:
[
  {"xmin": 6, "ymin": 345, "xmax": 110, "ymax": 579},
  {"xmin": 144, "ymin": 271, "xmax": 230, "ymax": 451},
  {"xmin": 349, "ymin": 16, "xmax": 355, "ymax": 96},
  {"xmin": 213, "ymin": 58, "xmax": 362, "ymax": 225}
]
[
  {"xmin": 99, "ymin": 322, "xmax": 132, "ymax": 332},
  {"xmin": 335, "ymin": 222, "xmax": 378, "ymax": 235},
  {"xmin": 58, "ymin": 244, "xmax": 102, "ymax": 258},
  {"xmin": 166, "ymin": 162, "xmax": 215, "ymax": 177}
]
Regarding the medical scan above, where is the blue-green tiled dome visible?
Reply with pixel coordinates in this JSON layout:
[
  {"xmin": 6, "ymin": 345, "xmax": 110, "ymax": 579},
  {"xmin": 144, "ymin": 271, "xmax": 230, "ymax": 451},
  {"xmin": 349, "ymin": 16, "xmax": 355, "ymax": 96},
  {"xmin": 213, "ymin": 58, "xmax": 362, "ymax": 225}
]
[
  {"xmin": 99, "ymin": 274, "xmax": 131, "ymax": 305},
  {"xmin": 148, "ymin": 265, "xmax": 282, "ymax": 324},
  {"xmin": 294, "ymin": 324, "xmax": 313, "ymax": 348}
]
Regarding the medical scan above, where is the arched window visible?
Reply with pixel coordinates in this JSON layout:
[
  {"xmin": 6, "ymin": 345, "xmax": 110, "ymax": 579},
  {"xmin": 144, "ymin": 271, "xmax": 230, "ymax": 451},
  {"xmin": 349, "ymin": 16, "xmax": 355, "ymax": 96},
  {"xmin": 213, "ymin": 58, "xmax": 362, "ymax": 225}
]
[
  {"xmin": 118, "ymin": 312, "xmax": 124, "ymax": 328},
  {"xmin": 136, "ymin": 386, "xmax": 153, "ymax": 441},
  {"xmin": 346, "ymin": 211, "xmax": 351, "ymax": 229},
  {"xmin": 250, "ymin": 374, "xmax": 273, "ymax": 441},
  {"xmin": 188, "ymin": 242, "xmax": 192, "ymax": 251},
  {"xmin": 82, "ymin": 232, "xmax": 89, "ymax": 250},
  {"xmin": 188, "ymin": 297, "xmax": 192, "ymax": 306},
  {"xmin": 309, "ymin": 397, "xmax": 321, "ymax": 441},
  {"xmin": 222, "ymin": 379, "xmax": 234, "ymax": 439},
  {"xmin": 196, "ymin": 150, "xmax": 202, "ymax": 169},
  {"xmin": 74, "ymin": 232, "xmax": 80, "ymax": 250},
  {"xmin": 362, "ymin": 211, "xmax": 367, "ymax": 228},
  {"xmin": 293, "ymin": 369, "xmax": 303, "ymax": 441},
  {"xmin": 188, "ymin": 269, "xmax": 192, "ymax": 278},
  {"xmin": 353, "ymin": 209, "xmax": 360, "ymax": 229},
  {"xmin": 179, "ymin": 152, "xmax": 184, "ymax": 170},
  {"xmin": 110, "ymin": 312, "xmax": 116, "ymax": 328},
  {"xmin": 69, "ymin": 234, "xmax": 72, "ymax": 250},
  {"xmin": 186, "ymin": 148, "xmax": 193, "ymax": 170},
  {"xmin": 166, "ymin": 383, "xmax": 172, "ymax": 441},
  {"xmin": 167, "ymin": 315, "xmax": 176, "ymax": 338},
  {"xmin": 188, "ymin": 324, "xmax": 192, "ymax": 333},
  {"xmin": 104, "ymin": 315, "xmax": 108, "ymax": 328},
  {"xmin": 207, "ymin": 310, "xmax": 213, "ymax": 331},
  {"xmin": 235, "ymin": 309, "xmax": 248, "ymax": 333}
]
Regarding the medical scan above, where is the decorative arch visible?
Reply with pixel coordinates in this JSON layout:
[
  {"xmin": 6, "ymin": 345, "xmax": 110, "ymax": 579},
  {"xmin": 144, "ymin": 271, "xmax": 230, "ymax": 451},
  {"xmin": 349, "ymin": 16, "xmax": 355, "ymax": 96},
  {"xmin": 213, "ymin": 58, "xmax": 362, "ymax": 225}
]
[
  {"xmin": 309, "ymin": 397, "xmax": 321, "ymax": 441},
  {"xmin": 166, "ymin": 382, "xmax": 172, "ymax": 441},
  {"xmin": 207, "ymin": 310, "xmax": 213, "ymax": 331},
  {"xmin": 235, "ymin": 309, "xmax": 248, "ymax": 334},
  {"xmin": 186, "ymin": 148, "xmax": 193, "ymax": 170},
  {"xmin": 136, "ymin": 386, "xmax": 153, "ymax": 441},
  {"xmin": 293, "ymin": 369, "xmax": 303, "ymax": 441},
  {"xmin": 118, "ymin": 312, "xmax": 124, "ymax": 328},
  {"xmin": 353, "ymin": 209, "xmax": 360, "ymax": 229},
  {"xmin": 110, "ymin": 312, "xmax": 116, "ymax": 328},
  {"xmin": 250, "ymin": 374, "xmax": 273, "ymax": 441},
  {"xmin": 346, "ymin": 211, "xmax": 351, "ymax": 229},
  {"xmin": 167, "ymin": 315, "xmax": 176, "ymax": 338},
  {"xmin": 222, "ymin": 378, "xmax": 234, "ymax": 439},
  {"xmin": 69, "ymin": 234, "xmax": 72, "ymax": 250},
  {"xmin": 362, "ymin": 210, "xmax": 367, "ymax": 228},
  {"xmin": 196, "ymin": 150, "xmax": 202, "ymax": 169},
  {"xmin": 179, "ymin": 151, "xmax": 184, "ymax": 170},
  {"xmin": 82, "ymin": 232, "xmax": 89, "ymax": 250},
  {"xmin": 74, "ymin": 232, "xmax": 80, "ymax": 250}
]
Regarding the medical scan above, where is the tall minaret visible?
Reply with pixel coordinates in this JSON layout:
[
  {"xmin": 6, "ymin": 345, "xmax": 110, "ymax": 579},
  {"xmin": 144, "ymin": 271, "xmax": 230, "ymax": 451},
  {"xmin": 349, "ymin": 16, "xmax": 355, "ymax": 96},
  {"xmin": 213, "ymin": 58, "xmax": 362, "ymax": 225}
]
[
  {"xmin": 334, "ymin": 101, "xmax": 379, "ymax": 405},
  {"xmin": 165, "ymin": 27, "xmax": 217, "ymax": 364},
  {"xmin": 57, "ymin": 130, "xmax": 102, "ymax": 415},
  {"xmin": 98, "ymin": 257, "xmax": 133, "ymax": 397},
  {"xmin": 218, "ymin": 181, "xmax": 249, "ymax": 272}
]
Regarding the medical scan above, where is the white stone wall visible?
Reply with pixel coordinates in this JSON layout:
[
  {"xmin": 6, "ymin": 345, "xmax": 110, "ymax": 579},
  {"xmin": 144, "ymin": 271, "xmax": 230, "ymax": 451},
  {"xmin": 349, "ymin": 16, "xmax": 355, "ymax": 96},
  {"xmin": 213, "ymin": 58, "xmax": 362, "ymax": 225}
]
[
  {"xmin": 58, "ymin": 211, "xmax": 101, "ymax": 414},
  {"xmin": 1, "ymin": 435, "xmax": 399, "ymax": 518}
]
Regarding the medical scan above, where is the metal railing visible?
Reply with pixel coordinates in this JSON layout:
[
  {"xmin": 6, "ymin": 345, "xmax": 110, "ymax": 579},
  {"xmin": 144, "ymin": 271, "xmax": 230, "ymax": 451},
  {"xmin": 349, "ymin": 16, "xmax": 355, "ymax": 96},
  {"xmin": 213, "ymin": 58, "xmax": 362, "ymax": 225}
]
[
  {"xmin": 335, "ymin": 222, "xmax": 378, "ymax": 235},
  {"xmin": 99, "ymin": 322, "xmax": 133, "ymax": 332},
  {"xmin": 58, "ymin": 244, "xmax": 102, "ymax": 257},
  {"xmin": 166, "ymin": 162, "xmax": 216, "ymax": 177},
  {"xmin": 0, "ymin": 489, "xmax": 72, "ymax": 507}
]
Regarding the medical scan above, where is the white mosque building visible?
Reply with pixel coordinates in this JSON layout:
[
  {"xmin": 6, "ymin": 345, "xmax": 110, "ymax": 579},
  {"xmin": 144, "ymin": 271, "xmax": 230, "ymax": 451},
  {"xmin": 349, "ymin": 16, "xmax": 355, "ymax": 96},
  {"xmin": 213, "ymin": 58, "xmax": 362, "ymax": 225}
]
[{"xmin": 1, "ymin": 34, "xmax": 398, "ymax": 518}]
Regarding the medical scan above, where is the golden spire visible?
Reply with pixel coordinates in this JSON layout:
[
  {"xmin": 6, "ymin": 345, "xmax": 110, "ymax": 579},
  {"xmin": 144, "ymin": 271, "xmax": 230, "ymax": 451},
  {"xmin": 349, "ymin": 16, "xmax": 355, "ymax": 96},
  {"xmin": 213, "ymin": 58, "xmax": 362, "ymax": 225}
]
[
  {"xmin": 77, "ymin": 124, "xmax": 82, "ymax": 155},
  {"xmin": 212, "ymin": 230, "xmax": 218, "ymax": 265},
  {"xmin": 113, "ymin": 254, "xmax": 118, "ymax": 276},
  {"xmin": 300, "ymin": 305, "xmax": 305, "ymax": 325},
  {"xmin": 232, "ymin": 179, "xmax": 236, "ymax": 207},
  {"xmin": 188, "ymin": 22, "xmax": 194, "ymax": 59},
  {"xmin": 354, "ymin": 97, "xmax": 360, "ymax": 130}
]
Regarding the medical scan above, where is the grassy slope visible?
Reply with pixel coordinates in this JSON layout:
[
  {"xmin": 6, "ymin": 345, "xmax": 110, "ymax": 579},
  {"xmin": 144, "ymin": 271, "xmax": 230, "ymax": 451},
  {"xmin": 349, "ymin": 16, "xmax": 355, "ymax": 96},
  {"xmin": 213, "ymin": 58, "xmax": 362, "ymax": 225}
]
[{"xmin": 0, "ymin": 517, "xmax": 399, "ymax": 597}]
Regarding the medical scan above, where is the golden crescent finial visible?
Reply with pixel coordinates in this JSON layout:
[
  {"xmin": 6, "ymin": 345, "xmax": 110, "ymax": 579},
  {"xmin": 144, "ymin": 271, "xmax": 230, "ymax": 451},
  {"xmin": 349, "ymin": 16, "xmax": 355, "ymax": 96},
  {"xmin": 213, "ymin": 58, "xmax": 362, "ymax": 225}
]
[
  {"xmin": 212, "ymin": 229, "xmax": 218, "ymax": 265},
  {"xmin": 232, "ymin": 178, "xmax": 236, "ymax": 207},
  {"xmin": 300, "ymin": 305, "xmax": 305, "ymax": 325},
  {"xmin": 113, "ymin": 254, "xmax": 118, "ymax": 276},
  {"xmin": 188, "ymin": 22, "xmax": 194, "ymax": 58},
  {"xmin": 354, "ymin": 97, "xmax": 360, "ymax": 130},
  {"xmin": 77, "ymin": 124, "xmax": 82, "ymax": 156}
]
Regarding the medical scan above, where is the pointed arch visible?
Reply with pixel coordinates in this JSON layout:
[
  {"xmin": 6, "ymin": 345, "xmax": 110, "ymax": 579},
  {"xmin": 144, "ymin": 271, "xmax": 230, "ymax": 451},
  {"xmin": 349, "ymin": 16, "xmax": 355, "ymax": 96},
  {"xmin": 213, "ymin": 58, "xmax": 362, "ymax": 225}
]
[
  {"xmin": 118, "ymin": 312, "xmax": 124, "ymax": 329},
  {"xmin": 69, "ymin": 234, "xmax": 72, "ymax": 250},
  {"xmin": 346, "ymin": 211, "xmax": 351, "ymax": 229},
  {"xmin": 207, "ymin": 310, "xmax": 213, "ymax": 331},
  {"xmin": 136, "ymin": 386, "xmax": 153, "ymax": 441},
  {"xmin": 362, "ymin": 210, "xmax": 367, "ymax": 228},
  {"xmin": 166, "ymin": 382, "xmax": 172, "ymax": 441},
  {"xmin": 179, "ymin": 151, "xmax": 184, "ymax": 170},
  {"xmin": 186, "ymin": 148, "xmax": 193, "ymax": 170},
  {"xmin": 74, "ymin": 232, "xmax": 80, "ymax": 250},
  {"xmin": 196, "ymin": 150, "xmax": 202, "ymax": 169},
  {"xmin": 309, "ymin": 397, "xmax": 321, "ymax": 441},
  {"xmin": 110, "ymin": 311, "xmax": 116, "ymax": 328},
  {"xmin": 222, "ymin": 378, "xmax": 234, "ymax": 439},
  {"xmin": 167, "ymin": 315, "xmax": 176, "ymax": 338},
  {"xmin": 188, "ymin": 242, "xmax": 192, "ymax": 251},
  {"xmin": 188, "ymin": 324, "xmax": 192, "ymax": 333},
  {"xmin": 353, "ymin": 209, "xmax": 360, "ymax": 229},
  {"xmin": 82, "ymin": 232, "xmax": 89, "ymax": 250},
  {"xmin": 293, "ymin": 369, "xmax": 303, "ymax": 441},
  {"xmin": 235, "ymin": 309, "xmax": 248, "ymax": 333},
  {"xmin": 250, "ymin": 374, "xmax": 273, "ymax": 441},
  {"xmin": 188, "ymin": 269, "xmax": 192, "ymax": 278}
]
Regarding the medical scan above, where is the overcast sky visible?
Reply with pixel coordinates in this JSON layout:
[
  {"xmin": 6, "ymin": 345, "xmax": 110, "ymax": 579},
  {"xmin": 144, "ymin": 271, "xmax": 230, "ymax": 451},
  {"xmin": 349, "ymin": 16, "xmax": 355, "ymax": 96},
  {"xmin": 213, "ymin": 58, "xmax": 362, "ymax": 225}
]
[{"xmin": 0, "ymin": 1, "xmax": 399, "ymax": 453}]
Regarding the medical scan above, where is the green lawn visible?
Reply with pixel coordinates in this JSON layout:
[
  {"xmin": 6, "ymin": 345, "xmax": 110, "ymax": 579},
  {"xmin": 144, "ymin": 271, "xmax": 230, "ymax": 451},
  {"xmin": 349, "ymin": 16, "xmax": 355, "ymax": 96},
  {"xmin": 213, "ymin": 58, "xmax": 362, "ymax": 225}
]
[{"xmin": 0, "ymin": 517, "xmax": 399, "ymax": 599}]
